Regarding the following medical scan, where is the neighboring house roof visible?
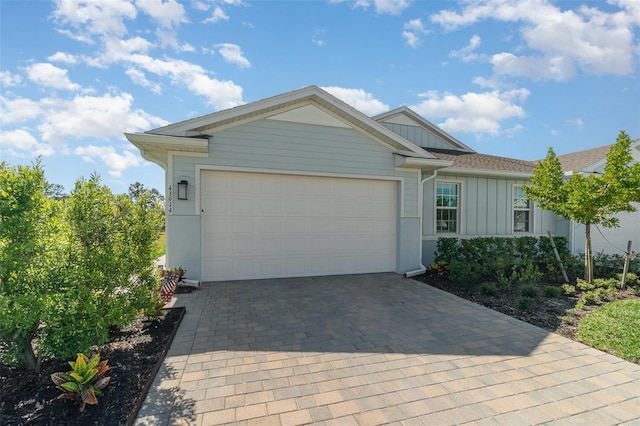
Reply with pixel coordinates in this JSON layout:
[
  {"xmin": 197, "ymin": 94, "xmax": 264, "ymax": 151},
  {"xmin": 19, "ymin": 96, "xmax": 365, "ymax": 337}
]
[
  {"xmin": 425, "ymin": 148, "xmax": 536, "ymax": 177},
  {"xmin": 555, "ymin": 144, "xmax": 614, "ymax": 173},
  {"xmin": 555, "ymin": 139, "xmax": 640, "ymax": 174},
  {"xmin": 126, "ymin": 86, "xmax": 452, "ymax": 169}
]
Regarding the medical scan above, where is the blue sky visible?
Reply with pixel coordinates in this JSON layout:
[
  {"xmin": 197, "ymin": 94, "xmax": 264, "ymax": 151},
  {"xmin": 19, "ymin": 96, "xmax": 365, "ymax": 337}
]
[{"xmin": 1, "ymin": 0, "xmax": 639, "ymax": 195}]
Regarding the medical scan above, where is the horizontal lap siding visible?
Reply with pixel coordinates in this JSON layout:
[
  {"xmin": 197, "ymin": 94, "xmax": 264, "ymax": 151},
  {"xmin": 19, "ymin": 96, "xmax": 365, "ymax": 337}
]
[{"xmin": 172, "ymin": 119, "xmax": 419, "ymax": 217}]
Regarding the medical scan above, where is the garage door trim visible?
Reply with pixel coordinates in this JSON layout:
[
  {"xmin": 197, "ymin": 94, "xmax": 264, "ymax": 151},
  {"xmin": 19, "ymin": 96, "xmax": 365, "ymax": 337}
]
[
  {"xmin": 196, "ymin": 167, "xmax": 403, "ymax": 281},
  {"xmin": 194, "ymin": 164, "xmax": 405, "ymax": 217}
]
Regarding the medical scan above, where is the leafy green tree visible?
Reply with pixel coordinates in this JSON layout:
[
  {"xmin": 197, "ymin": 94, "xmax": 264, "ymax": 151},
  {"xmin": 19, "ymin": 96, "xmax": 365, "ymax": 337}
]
[
  {"xmin": 0, "ymin": 160, "xmax": 63, "ymax": 371},
  {"xmin": 0, "ymin": 163, "xmax": 162, "ymax": 371},
  {"xmin": 45, "ymin": 183, "xmax": 67, "ymax": 200},
  {"xmin": 524, "ymin": 131, "xmax": 640, "ymax": 283}
]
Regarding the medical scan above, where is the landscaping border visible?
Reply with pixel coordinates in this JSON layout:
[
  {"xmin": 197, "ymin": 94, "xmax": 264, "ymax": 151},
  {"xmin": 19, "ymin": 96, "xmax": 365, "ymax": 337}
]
[{"xmin": 126, "ymin": 306, "xmax": 186, "ymax": 426}]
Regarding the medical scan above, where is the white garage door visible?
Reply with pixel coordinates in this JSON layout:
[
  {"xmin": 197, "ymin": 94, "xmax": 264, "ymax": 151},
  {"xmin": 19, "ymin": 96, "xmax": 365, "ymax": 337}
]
[{"xmin": 201, "ymin": 171, "xmax": 396, "ymax": 281}]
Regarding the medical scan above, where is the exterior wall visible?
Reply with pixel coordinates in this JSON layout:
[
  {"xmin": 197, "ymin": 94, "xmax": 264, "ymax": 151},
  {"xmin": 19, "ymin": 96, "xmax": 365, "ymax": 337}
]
[
  {"xmin": 165, "ymin": 118, "xmax": 423, "ymax": 281},
  {"xmin": 420, "ymin": 174, "xmax": 563, "ymax": 265},
  {"xmin": 380, "ymin": 122, "xmax": 455, "ymax": 150},
  {"xmin": 570, "ymin": 204, "xmax": 640, "ymax": 255}
]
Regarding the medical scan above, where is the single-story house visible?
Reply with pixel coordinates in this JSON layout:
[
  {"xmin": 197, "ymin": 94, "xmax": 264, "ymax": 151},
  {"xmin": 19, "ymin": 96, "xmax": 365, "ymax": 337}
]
[
  {"xmin": 556, "ymin": 142, "xmax": 640, "ymax": 257},
  {"xmin": 125, "ymin": 86, "xmax": 634, "ymax": 282}
]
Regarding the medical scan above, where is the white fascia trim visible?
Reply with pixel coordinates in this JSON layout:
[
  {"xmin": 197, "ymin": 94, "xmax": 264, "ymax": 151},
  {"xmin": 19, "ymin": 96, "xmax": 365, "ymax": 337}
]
[
  {"xmin": 125, "ymin": 132, "xmax": 208, "ymax": 150},
  {"xmin": 395, "ymin": 156, "xmax": 453, "ymax": 169},
  {"xmin": 194, "ymin": 164, "xmax": 406, "ymax": 218},
  {"xmin": 442, "ymin": 168, "xmax": 532, "ymax": 179}
]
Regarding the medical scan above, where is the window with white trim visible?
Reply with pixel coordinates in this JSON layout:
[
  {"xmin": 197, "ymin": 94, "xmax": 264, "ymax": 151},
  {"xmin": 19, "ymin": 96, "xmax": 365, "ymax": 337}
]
[
  {"xmin": 436, "ymin": 182, "xmax": 459, "ymax": 233},
  {"xmin": 513, "ymin": 185, "xmax": 531, "ymax": 232}
]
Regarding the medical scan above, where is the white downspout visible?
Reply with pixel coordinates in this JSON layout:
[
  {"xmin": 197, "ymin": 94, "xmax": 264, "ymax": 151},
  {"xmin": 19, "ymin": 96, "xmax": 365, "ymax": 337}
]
[{"xmin": 405, "ymin": 170, "xmax": 439, "ymax": 278}]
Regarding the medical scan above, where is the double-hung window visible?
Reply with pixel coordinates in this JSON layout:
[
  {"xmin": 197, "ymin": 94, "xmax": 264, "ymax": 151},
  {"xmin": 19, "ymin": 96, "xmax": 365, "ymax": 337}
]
[
  {"xmin": 436, "ymin": 182, "xmax": 459, "ymax": 233},
  {"xmin": 513, "ymin": 185, "xmax": 531, "ymax": 232}
]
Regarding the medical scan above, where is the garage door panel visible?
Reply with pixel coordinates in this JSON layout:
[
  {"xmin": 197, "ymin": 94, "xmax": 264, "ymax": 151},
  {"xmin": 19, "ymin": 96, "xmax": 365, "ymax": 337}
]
[{"xmin": 201, "ymin": 171, "xmax": 396, "ymax": 281}]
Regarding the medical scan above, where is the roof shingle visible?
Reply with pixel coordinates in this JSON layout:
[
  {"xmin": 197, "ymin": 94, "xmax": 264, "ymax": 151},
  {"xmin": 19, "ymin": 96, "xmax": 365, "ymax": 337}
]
[
  {"xmin": 425, "ymin": 148, "xmax": 536, "ymax": 173},
  {"xmin": 554, "ymin": 144, "xmax": 613, "ymax": 172}
]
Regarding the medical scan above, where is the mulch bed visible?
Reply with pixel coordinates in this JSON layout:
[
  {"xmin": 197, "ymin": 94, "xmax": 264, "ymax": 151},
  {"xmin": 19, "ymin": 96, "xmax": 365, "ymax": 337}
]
[
  {"xmin": 413, "ymin": 274, "xmax": 582, "ymax": 338},
  {"xmin": 413, "ymin": 273, "xmax": 640, "ymax": 363},
  {"xmin": 0, "ymin": 307, "xmax": 184, "ymax": 426}
]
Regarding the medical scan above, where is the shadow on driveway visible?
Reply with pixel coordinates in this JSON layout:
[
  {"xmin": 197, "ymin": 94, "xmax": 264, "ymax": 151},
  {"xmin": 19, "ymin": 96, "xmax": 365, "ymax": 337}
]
[{"xmin": 170, "ymin": 273, "xmax": 549, "ymax": 358}]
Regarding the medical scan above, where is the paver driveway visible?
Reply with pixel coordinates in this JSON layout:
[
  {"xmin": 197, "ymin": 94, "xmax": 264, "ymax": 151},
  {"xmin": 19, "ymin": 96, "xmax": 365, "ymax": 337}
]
[{"xmin": 135, "ymin": 273, "xmax": 640, "ymax": 425}]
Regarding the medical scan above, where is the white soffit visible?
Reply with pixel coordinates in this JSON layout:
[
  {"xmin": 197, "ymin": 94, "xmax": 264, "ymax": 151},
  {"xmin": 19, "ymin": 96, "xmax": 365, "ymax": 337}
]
[{"xmin": 266, "ymin": 104, "xmax": 350, "ymax": 128}]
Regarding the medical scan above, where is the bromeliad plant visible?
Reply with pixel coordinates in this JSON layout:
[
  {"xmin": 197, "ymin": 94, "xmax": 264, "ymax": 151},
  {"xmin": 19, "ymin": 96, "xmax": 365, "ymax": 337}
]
[{"xmin": 51, "ymin": 353, "xmax": 112, "ymax": 412}]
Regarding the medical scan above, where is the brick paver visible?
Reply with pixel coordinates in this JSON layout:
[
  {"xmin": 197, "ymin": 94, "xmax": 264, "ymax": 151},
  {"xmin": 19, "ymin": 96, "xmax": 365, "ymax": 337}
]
[{"xmin": 135, "ymin": 273, "xmax": 640, "ymax": 425}]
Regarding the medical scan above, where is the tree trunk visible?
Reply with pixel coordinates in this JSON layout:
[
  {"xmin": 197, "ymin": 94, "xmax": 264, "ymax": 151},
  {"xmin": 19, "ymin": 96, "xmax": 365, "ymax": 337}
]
[
  {"xmin": 19, "ymin": 335, "xmax": 40, "ymax": 373},
  {"xmin": 585, "ymin": 222, "xmax": 594, "ymax": 283}
]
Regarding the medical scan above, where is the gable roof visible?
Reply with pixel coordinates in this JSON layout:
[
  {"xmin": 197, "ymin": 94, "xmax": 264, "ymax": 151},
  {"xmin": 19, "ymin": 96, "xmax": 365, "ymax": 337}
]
[
  {"xmin": 374, "ymin": 107, "xmax": 475, "ymax": 153},
  {"xmin": 425, "ymin": 148, "xmax": 536, "ymax": 177},
  {"xmin": 126, "ymin": 86, "xmax": 454, "ymax": 168}
]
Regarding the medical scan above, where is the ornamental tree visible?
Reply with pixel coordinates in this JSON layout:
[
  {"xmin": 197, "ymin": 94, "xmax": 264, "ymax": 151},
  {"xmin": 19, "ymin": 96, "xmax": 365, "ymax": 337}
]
[
  {"xmin": 0, "ymin": 162, "xmax": 163, "ymax": 371},
  {"xmin": 524, "ymin": 130, "xmax": 640, "ymax": 283}
]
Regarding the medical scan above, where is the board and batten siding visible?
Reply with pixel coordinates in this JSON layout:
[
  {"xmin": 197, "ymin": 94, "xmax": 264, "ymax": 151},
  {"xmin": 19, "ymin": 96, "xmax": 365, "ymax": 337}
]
[
  {"xmin": 420, "ymin": 174, "xmax": 561, "ymax": 265},
  {"xmin": 380, "ymin": 122, "xmax": 454, "ymax": 150}
]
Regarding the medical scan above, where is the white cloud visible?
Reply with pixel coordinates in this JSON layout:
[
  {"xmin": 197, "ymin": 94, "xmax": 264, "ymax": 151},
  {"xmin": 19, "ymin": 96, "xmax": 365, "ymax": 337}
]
[
  {"xmin": 126, "ymin": 68, "xmax": 162, "ymax": 93},
  {"xmin": 372, "ymin": 0, "xmax": 413, "ymax": 15},
  {"xmin": 0, "ymin": 129, "xmax": 55, "ymax": 157},
  {"xmin": 449, "ymin": 34, "xmax": 482, "ymax": 62},
  {"xmin": 25, "ymin": 63, "xmax": 80, "ymax": 91},
  {"xmin": 216, "ymin": 43, "xmax": 251, "ymax": 69},
  {"xmin": 330, "ymin": 0, "xmax": 412, "ymax": 15},
  {"xmin": 203, "ymin": 6, "xmax": 229, "ymax": 23},
  {"xmin": 491, "ymin": 52, "xmax": 577, "ymax": 81},
  {"xmin": 430, "ymin": 0, "xmax": 638, "ymax": 80},
  {"xmin": 410, "ymin": 89, "xmax": 530, "ymax": 135},
  {"xmin": 1, "ymin": 96, "xmax": 44, "ymax": 125},
  {"xmin": 47, "ymin": 51, "xmax": 78, "ymax": 64},
  {"xmin": 53, "ymin": 0, "xmax": 137, "ymax": 38},
  {"xmin": 312, "ymin": 29, "xmax": 326, "ymax": 47},
  {"xmin": 0, "ymin": 71, "xmax": 22, "ymax": 87},
  {"xmin": 74, "ymin": 145, "xmax": 143, "ymax": 177},
  {"xmin": 125, "ymin": 54, "xmax": 244, "ymax": 109},
  {"xmin": 321, "ymin": 86, "xmax": 389, "ymax": 116},
  {"xmin": 33, "ymin": 93, "xmax": 168, "ymax": 143},
  {"xmin": 568, "ymin": 118, "xmax": 584, "ymax": 129},
  {"xmin": 135, "ymin": 0, "xmax": 187, "ymax": 29},
  {"xmin": 402, "ymin": 18, "xmax": 428, "ymax": 48}
]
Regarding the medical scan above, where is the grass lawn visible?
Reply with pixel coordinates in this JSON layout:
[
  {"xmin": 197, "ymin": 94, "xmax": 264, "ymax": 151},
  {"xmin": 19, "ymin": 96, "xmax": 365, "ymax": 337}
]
[
  {"xmin": 151, "ymin": 232, "xmax": 166, "ymax": 260},
  {"xmin": 576, "ymin": 299, "xmax": 640, "ymax": 363}
]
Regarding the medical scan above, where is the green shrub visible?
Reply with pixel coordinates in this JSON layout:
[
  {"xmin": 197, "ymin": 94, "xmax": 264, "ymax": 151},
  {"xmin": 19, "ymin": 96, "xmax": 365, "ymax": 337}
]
[
  {"xmin": 479, "ymin": 282, "xmax": 498, "ymax": 296},
  {"xmin": 448, "ymin": 259, "xmax": 483, "ymax": 286},
  {"xmin": 0, "ymin": 164, "xmax": 162, "ymax": 371},
  {"xmin": 497, "ymin": 274, "xmax": 512, "ymax": 293},
  {"xmin": 516, "ymin": 296, "xmax": 536, "ymax": 312},
  {"xmin": 511, "ymin": 261, "xmax": 543, "ymax": 286},
  {"xmin": 543, "ymin": 285, "xmax": 562, "ymax": 298},
  {"xmin": 583, "ymin": 291, "xmax": 598, "ymax": 305},
  {"xmin": 520, "ymin": 284, "xmax": 541, "ymax": 298},
  {"xmin": 562, "ymin": 284, "xmax": 577, "ymax": 296},
  {"xmin": 621, "ymin": 272, "xmax": 639, "ymax": 287},
  {"xmin": 576, "ymin": 278, "xmax": 595, "ymax": 291},
  {"xmin": 434, "ymin": 236, "xmax": 565, "ymax": 285}
]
